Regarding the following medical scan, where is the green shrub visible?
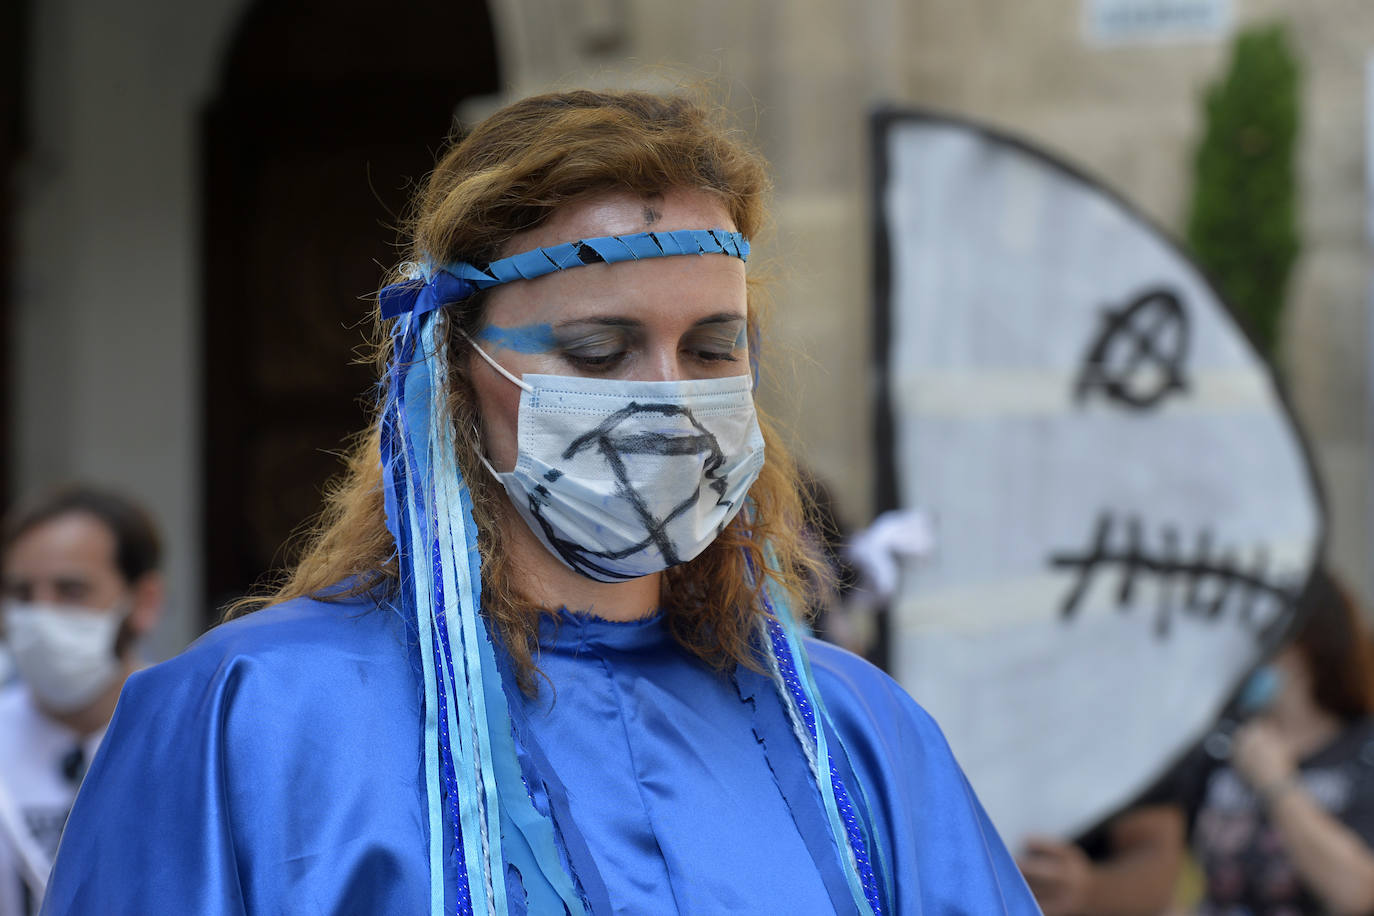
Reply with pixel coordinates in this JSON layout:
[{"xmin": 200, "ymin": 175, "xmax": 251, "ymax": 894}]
[{"xmin": 1186, "ymin": 23, "xmax": 1301, "ymax": 360}]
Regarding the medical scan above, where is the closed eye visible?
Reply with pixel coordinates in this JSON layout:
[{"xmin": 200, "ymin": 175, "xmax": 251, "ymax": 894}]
[
  {"xmin": 54, "ymin": 578, "xmax": 93, "ymax": 603},
  {"xmin": 687, "ymin": 346, "xmax": 741, "ymax": 363},
  {"xmin": 684, "ymin": 320, "xmax": 746, "ymax": 363},
  {"xmin": 557, "ymin": 328, "xmax": 636, "ymax": 373},
  {"xmin": 564, "ymin": 351, "xmax": 629, "ymax": 371}
]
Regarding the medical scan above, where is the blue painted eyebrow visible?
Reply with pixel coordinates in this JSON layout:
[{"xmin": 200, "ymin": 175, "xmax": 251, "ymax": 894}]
[{"xmin": 472, "ymin": 323, "xmax": 558, "ymax": 354}]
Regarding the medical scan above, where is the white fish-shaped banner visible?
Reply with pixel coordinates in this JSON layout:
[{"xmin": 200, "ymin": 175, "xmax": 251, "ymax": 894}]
[{"xmin": 871, "ymin": 109, "xmax": 1325, "ymax": 846}]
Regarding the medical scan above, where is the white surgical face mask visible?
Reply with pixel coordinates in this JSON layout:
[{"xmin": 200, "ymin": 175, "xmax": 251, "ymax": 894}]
[
  {"xmin": 5, "ymin": 601, "xmax": 126, "ymax": 713},
  {"xmin": 470, "ymin": 341, "xmax": 766, "ymax": 582}
]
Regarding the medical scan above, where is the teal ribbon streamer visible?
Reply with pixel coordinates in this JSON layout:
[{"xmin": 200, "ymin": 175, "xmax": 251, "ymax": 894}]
[{"xmin": 382, "ymin": 310, "xmax": 586, "ymax": 915}]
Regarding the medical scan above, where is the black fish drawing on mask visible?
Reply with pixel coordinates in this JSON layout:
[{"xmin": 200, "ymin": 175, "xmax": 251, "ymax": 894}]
[{"xmin": 871, "ymin": 109, "xmax": 1324, "ymax": 848}]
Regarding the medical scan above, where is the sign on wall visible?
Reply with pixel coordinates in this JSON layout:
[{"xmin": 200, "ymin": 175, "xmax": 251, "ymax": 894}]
[
  {"xmin": 1084, "ymin": 0, "xmax": 1232, "ymax": 44},
  {"xmin": 872, "ymin": 109, "xmax": 1324, "ymax": 845}
]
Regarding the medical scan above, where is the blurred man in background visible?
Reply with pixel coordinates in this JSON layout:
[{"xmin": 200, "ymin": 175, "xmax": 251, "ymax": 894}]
[{"xmin": 0, "ymin": 487, "xmax": 162, "ymax": 915}]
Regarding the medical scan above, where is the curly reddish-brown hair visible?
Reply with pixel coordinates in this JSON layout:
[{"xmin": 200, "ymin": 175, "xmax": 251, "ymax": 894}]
[{"xmin": 227, "ymin": 89, "xmax": 824, "ymax": 692}]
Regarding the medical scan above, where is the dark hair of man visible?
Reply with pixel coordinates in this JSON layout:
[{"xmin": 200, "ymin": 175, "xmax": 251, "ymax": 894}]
[
  {"xmin": 3, "ymin": 485, "xmax": 162, "ymax": 585},
  {"xmin": 1294, "ymin": 567, "xmax": 1374, "ymax": 721}
]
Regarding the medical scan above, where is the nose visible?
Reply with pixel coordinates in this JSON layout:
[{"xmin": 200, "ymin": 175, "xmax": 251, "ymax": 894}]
[{"xmin": 639, "ymin": 345, "xmax": 685, "ymax": 382}]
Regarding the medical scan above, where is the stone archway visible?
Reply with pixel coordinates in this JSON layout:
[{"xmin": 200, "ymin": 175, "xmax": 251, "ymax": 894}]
[{"xmin": 201, "ymin": 0, "xmax": 499, "ymax": 619}]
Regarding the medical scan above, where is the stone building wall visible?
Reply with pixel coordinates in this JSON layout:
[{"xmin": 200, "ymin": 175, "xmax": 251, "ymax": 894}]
[{"xmin": 896, "ymin": 0, "xmax": 1374, "ymax": 601}]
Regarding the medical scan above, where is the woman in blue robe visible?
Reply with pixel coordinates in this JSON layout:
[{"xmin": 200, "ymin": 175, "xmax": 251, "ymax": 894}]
[{"xmin": 41, "ymin": 90, "xmax": 1038, "ymax": 915}]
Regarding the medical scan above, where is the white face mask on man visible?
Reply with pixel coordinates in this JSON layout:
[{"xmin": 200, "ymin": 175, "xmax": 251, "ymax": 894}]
[{"xmin": 4, "ymin": 601, "xmax": 126, "ymax": 713}]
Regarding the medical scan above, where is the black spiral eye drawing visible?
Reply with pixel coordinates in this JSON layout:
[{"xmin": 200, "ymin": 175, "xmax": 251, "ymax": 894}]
[{"xmin": 1074, "ymin": 287, "xmax": 1190, "ymax": 410}]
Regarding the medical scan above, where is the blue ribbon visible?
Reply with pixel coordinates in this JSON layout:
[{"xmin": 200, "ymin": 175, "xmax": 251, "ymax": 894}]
[
  {"xmin": 380, "ymin": 271, "xmax": 479, "ymax": 321},
  {"xmin": 381, "ymin": 307, "xmax": 591, "ymax": 915}
]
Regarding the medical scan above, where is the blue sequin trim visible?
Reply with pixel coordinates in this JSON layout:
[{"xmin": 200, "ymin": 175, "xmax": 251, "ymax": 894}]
[
  {"xmin": 430, "ymin": 535, "xmax": 475, "ymax": 916},
  {"xmin": 763, "ymin": 617, "xmax": 886, "ymax": 916}
]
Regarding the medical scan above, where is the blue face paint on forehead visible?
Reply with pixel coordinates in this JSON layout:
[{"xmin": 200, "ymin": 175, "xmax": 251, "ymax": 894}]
[{"xmin": 378, "ymin": 229, "xmax": 749, "ymax": 322}]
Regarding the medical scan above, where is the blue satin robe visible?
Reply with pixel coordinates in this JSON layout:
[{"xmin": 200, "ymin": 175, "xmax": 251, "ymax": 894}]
[{"xmin": 41, "ymin": 593, "xmax": 1036, "ymax": 914}]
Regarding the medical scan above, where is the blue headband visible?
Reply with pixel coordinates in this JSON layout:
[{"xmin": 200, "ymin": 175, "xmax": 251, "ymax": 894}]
[{"xmin": 379, "ymin": 229, "xmax": 749, "ymax": 321}]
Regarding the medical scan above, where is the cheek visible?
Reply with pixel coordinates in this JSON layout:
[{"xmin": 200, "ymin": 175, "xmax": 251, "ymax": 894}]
[
  {"xmin": 1273, "ymin": 651, "xmax": 1310, "ymax": 699},
  {"xmin": 90, "ymin": 577, "xmax": 129, "ymax": 611},
  {"xmin": 66, "ymin": 566, "xmax": 125, "ymax": 612},
  {"xmin": 470, "ymin": 361, "xmax": 523, "ymax": 473}
]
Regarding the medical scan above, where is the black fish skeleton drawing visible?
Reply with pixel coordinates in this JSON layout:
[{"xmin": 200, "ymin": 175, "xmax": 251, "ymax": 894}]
[{"xmin": 871, "ymin": 110, "xmax": 1324, "ymax": 845}]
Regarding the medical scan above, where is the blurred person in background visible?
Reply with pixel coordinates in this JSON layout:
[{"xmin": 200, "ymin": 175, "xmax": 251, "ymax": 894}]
[
  {"xmin": 1178, "ymin": 567, "xmax": 1374, "ymax": 914},
  {"xmin": 39, "ymin": 90, "xmax": 1036, "ymax": 914},
  {"xmin": 796, "ymin": 467, "xmax": 869, "ymax": 653},
  {"xmin": 1020, "ymin": 566, "xmax": 1374, "ymax": 915},
  {"xmin": 0, "ymin": 487, "xmax": 163, "ymax": 915},
  {"xmin": 1018, "ymin": 803, "xmax": 1184, "ymax": 915}
]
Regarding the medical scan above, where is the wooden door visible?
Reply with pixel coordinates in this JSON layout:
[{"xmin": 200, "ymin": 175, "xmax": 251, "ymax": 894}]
[{"xmin": 201, "ymin": 1, "xmax": 498, "ymax": 620}]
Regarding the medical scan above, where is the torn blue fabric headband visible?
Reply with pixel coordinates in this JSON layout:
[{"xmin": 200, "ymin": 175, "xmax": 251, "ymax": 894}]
[{"xmin": 379, "ymin": 229, "xmax": 749, "ymax": 321}]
